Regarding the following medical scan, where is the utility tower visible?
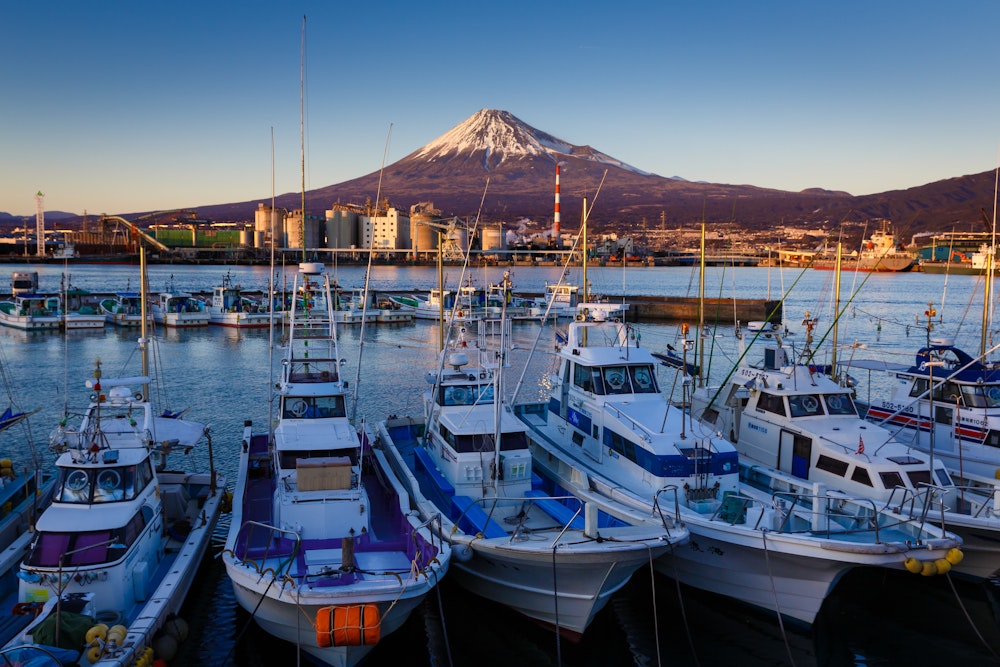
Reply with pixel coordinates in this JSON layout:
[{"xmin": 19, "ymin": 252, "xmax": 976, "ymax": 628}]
[{"xmin": 35, "ymin": 191, "xmax": 45, "ymax": 256}]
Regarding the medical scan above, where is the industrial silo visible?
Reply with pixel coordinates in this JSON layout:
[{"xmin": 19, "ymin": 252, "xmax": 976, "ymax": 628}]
[
  {"xmin": 325, "ymin": 208, "xmax": 358, "ymax": 249},
  {"xmin": 481, "ymin": 224, "xmax": 504, "ymax": 251},
  {"xmin": 254, "ymin": 203, "xmax": 283, "ymax": 248},
  {"xmin": 410, "ymin": 213, "xmax": 438, "ymax": 260}
]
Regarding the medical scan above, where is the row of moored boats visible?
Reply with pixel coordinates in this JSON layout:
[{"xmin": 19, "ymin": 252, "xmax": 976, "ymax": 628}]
[{"xmin": 1, "ymin": 260, "xmax": 1000, "ymax": 666}]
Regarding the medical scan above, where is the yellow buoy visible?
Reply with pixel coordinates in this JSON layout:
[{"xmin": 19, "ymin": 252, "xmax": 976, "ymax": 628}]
[
  {"xmin": 86, "ymin": 644, "xmax": 103, "ymax": 663},
  {"xmin": 921, "ymin": 560, "xmax": 938, "ymax": 576},
  {"xmin": 904, "ymin": 557, "xmax": 922, "ymax": 574},
  {"xmin": 85, "ymin": 623, "xmax": 108, "ymax": 644},
  {"xmin": 934, "ymin": 558, "xmax": 952, "ymax": 574},
  {"xmin": 945, "ymin": 547, "xmax": 964, "ymax": 565}
]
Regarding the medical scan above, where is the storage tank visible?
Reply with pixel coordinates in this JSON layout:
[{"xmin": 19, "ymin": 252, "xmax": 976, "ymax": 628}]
[
  {"xmin": 410, "ymin": 214, "xmax": 437, "ymax": 258},
  {"xmin": 239, "ymin": 229, "xmax": 253, "ymax": 247},
  {"xmin": 254, "ymin": 204, "xmax": 282, "ymax": 247},
  {"xmin": 325, "ymin": 209, "xmax": 358, "ymax": 249},
  {"xmin": 481, "ymin": 224, "xmax": 504, "ymax": 251}
]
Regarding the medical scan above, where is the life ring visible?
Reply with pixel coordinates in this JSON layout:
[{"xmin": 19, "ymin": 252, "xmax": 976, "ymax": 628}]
[{"xmin": 801, "ymin": 396, "xmax": 819, "ymax": 412}]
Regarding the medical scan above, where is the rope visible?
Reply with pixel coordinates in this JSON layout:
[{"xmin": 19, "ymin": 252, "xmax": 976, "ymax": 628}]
[
  {"xmin": 551, "ymin": 542, "xmax": 562, "ymax": 667},
  {"xmin": 944, "ymin": 572, "xmax": 1000, "ymax": 660},
  {"xmin": 645, "ymin": 543, "xmax": 663, "ymax": 667},
  {"xmin": 761, "ymin": 530, "xmax": 796, "ymax": 667}
]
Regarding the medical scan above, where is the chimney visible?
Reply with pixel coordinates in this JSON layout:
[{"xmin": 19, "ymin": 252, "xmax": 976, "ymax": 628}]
[{"xmin": 553, "ymin": 163, "xmax": 561, "ymax": 244}]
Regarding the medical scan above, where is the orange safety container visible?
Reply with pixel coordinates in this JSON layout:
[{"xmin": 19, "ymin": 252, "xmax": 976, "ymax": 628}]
[{"xmin": 315, "ymin": 604, "xmax": 381, "ymax": 647}]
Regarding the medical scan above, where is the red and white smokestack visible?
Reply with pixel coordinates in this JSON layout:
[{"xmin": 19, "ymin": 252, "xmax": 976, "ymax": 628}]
[{"xmin": 553, "ymin": 163, "xmax": 561, "ymax": 240}]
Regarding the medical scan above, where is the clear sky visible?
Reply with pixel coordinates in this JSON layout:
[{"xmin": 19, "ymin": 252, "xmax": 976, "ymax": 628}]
[{"xmin": 4, "ymin": 1, "xmax": 1000, "ymax": 217}]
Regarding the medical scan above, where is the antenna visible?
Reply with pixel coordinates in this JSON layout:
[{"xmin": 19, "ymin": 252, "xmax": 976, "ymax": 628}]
[{"xmin": 35, "ymin": 191, "xmax": 45, "ymax": 257}]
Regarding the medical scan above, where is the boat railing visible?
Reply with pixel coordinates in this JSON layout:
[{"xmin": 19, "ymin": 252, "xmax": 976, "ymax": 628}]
[
  {"xmin": 949, "ymin": 484, "xmax": 1000, "ymax": 519},
  {"xmin": 885, "ymin": 484, "xmax": 948, "ymax": 527},
  {"xmin": 464, "ymin": 494, "xmax": 586, "ymax": 545},
  {"xmin": 712, "ymin": 489, "xmax": 937, "ymax": 542},
  {"xmin": 652, "ymin": 485, "xmax": 683, "ymax": 535},
  {"xmin": 602, "ymin": 404, "xmax": 652, "ymax": 443},
  {"xmin": 233, "ymin": 520, "xmax": 301, "ymax": 579},
  {"xmin": 411, "ymin": 511, "xmax": 449, "ymax": 562}
]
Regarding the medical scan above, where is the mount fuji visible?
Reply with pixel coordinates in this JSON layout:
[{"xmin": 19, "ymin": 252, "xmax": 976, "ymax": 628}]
[{"xmin": 173, "ymin": 109, "xmax": 998, "ymax": 234}]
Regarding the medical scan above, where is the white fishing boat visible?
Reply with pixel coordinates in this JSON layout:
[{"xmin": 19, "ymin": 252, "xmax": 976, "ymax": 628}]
[
  {"xmin": 99, "ymin": 294, "xmax": 148, "ymax": 328},
  {"xmin": 336, "ymin": 288, "xmax": 412, "ymax": 325},
  {"xmin": 845, "ymin": 337, "xmax": 1000, "ymax": 578},
  {"xmin": 689, "ymin": 326, "xmax": 1000, "ymax": 578},
  {"xmin": 0, "ymin": 295, "xmax": 62, "ymax": 331},
  {"xmin": 3, "ymin": 251, "xmax": 227, "ymax": 666},
  {"xmin": 205, "ymin": 274, "xmax": 270, "ymax": 328},
  {"xmin": 388, "ymin": 289, "xmax": 467, "ymax": 321},
  {"xmin": 223, "ymin": 262, "xmax": 450, "ymax": 667},
  {"xmin": 514, "ymin": 307, "xmax": 961, "ymax": 626},
  {"xmin": 151, "ymin": 292, "xmax": 209, "ymax": 328},
  {"xmin": 61, "ymin": 282, "xmax": 105, "ymax": 331},
  {"xmin": 0, "ymin": 362, "xmax": 56, "ymax": 647},
  {"xmin": 378, "ymin": 307, "xmax": 679, "ymax": 638}
]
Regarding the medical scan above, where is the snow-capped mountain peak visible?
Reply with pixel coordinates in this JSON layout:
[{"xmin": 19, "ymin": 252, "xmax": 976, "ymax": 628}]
[{"xmin": 412, "ymin": 109, "xmax": 650, "ymax": 175}]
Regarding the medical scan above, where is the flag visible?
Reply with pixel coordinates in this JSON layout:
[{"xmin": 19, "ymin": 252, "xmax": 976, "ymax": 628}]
[{"xmin": 856, "ymin": 435, "xmax": 865, "ymax": 455}]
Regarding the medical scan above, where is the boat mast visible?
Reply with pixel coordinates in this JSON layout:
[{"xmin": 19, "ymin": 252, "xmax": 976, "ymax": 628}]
[
  {"xmin": 299, "ymin": 15, "xmax": 307, "ymax": 264},
  {"xmin": 139, "ymin": 246, "xmax": 150, "ymax": 400},
  {"xmin": 698, "ymin": 222, "xmax": 706, "ymax": 387},
  {"xmin": 982, "ymin": 165, "xmax": 999, "ymax": 358},
  {"xmin": 581, "ymin": 197, "xmax": 588, "ymax": 303},
  {"xmin": 831, "ymin": 242, "xmax": 842, "ymax": 379}
]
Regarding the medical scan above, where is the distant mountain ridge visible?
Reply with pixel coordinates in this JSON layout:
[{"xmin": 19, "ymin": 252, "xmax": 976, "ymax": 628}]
[{"xmin": 21, "ymin": 109, "xmax": 1000, "ymax": 239}]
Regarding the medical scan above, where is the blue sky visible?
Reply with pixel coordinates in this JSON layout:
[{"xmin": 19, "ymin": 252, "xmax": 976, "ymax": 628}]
[{"xmin": 3, "ymin": 1, "xmax": 1000, "ymax": 217}]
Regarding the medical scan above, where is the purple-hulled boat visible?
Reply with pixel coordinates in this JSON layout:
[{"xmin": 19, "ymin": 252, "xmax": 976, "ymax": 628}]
[{"xmin": 222, "ymin": 262, "xmax": 450, "ymax": 667}]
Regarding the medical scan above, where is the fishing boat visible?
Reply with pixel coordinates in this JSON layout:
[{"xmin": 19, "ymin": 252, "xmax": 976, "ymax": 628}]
[
  {"xmin": 388, "ymin": 288, "xmax": 467, "ymax": 321},
  {"xmin": 813, "ymin": 219, "xmax": 916, "ymax": 272},
  {"xmin": 0, "ymin": 357, "xmax": 56, "ymax": 647},
  {"xmin": 99, "ymin": 294, "xmax": 147, "ymax": 328},
  {"xmin": 688, "ymin": 322, "xmax": 1000, "ymax": 578},
  {"xmin": 3, "ymin": 251, "xmax": 228, "ymax": 666},
  {"xmin": 378, "ymin": 310, "xmax": 676, "ymax": 638},
  {"xmin": 205, "ymin": 274, "xmax": 270, "ymax": 328},
  {"xmin": 515, "ymin": 306, "xmax": 960, "ymax": 626},
  {"xmin": 846, "ymin": 337, "xmax": 1000, "ymax": 577},
  {"xmin": 223, "ymin": 262, "xmax": 450, "ymax": 667},
  {"xmin": 151, "ymin": 291, "xmax": 209, "ymax": 328},
  {"xmin": 61, "ymin": 280, "xmax": 105, "ymax": 331},
  {"xmin": 919, "ymin": 243, "xmax": 1000, "ymax": 275},
  {"xmin": 0, "ymin": 295, "xmax": 62, "ymax": 331}
]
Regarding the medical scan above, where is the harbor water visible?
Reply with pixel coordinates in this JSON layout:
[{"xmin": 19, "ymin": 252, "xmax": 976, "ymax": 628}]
[{"xmin": 0, "ymin": 262, "xmax": 998, "ymax": 666}]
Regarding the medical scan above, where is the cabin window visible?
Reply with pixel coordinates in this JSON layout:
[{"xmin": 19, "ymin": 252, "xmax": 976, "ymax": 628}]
[
  {"xmin": 282, "ymin": 395, "xmax": 346, "ymax": 419},
  {"xmin": 816, "ymin": 455, "xmax": 848, "ymax": 477},
  {"xmin": 571, "ymin": 431, "xmax": 584, "ymax": 447},
  {"xmin": 788, "ymin": 394, "xmax": 822, "ymax": 417},
  {"xmin": 823, "ymin": 393, "xmax": 857, "ymax": 416},
  {"xmin": 452, "ymin": 431, "xmax": 527, "ymax": 453},
  {"xmin": 851, "ymin": 466, "xmax": 873, "ymax": 486},
  {"xmin": 961, "ymin": 385, "xmax": 1000, "ymax": 408},
  {"xmin": 906, "ymin": 470, "xmax": 932, "ymax": 488},
  {"xmin": 909, "ymin": 378, "xmax": 962, "ymax": 403},
  {"xmin": 57, "ymin": 465, "xmax": 138, "ymax": 504},
  {"xmin": 879, "ymin": 471, "xmax": 905, "ymax": 490},
  {"xmin": 629, "ymin": 365, "xmax": 658, "ymax": 393},
  {"xmin": 756, "ymin": 393, "xmax": 787, "ymax": 416},
  {"xmin": 27, "ymin": 527, "xmax": 131, "ymax": 568},
  {"xmin": 573, "ymin": 364, "xmax": 593, "ymax": 392},
  {"xmin": 936, "ymin": 468, "xmax": 953, "ymax": 486},
  {"xmin": 604, "ymin": 430, "xmax": 637, "ymax": 463},
  {"xmin": 986, "ymin": 430, "xmax": 1000, "ymax": 449},
  {"xmin": 602, "ymin": 367, "xmax": 630, "ymax": 395}
]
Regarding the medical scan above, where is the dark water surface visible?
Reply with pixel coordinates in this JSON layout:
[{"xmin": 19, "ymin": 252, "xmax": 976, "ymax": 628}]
[{"xmin": 1, "ymin": 263, "xmax": 998, "ymax": 666}]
